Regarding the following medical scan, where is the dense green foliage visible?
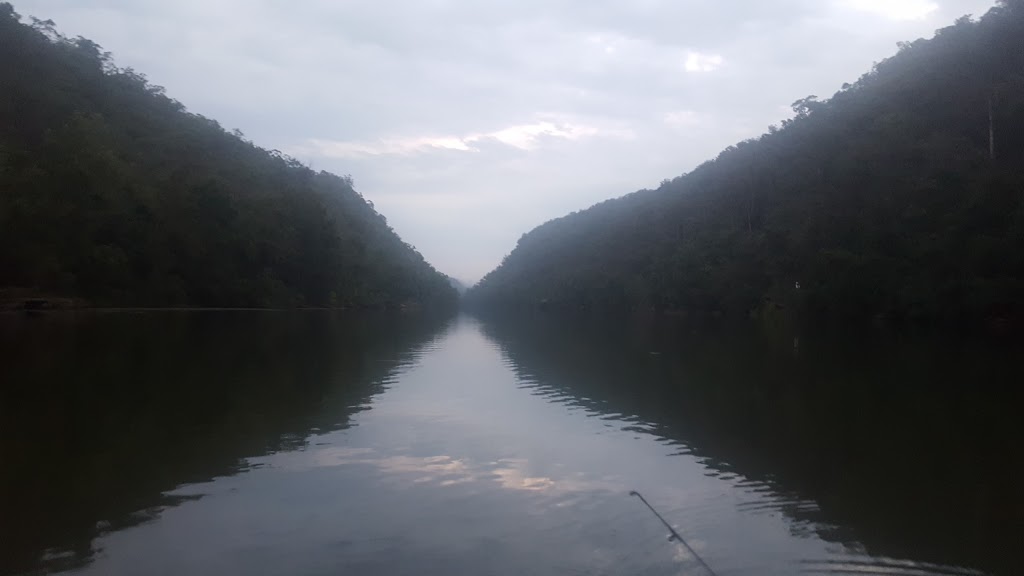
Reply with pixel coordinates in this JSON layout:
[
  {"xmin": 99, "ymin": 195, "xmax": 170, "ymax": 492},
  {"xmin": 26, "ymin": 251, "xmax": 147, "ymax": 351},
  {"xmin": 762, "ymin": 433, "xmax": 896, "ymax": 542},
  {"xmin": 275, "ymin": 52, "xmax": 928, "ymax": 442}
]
[
  {"xmin": 468, "ymin": 2, "xmax": 1024, "ymax": 323},
  {"xmin": 0, "ymin": 4, "xmax": 456, "ymax": 308}
]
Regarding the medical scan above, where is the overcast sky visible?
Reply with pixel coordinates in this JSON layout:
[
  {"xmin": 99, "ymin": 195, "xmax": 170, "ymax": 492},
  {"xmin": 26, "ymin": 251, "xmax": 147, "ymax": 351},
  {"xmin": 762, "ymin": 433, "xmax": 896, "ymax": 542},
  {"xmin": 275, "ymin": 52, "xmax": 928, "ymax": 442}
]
[{"xmin": 15, "ymin": 0, "xmax": 997, "ymax": 282}]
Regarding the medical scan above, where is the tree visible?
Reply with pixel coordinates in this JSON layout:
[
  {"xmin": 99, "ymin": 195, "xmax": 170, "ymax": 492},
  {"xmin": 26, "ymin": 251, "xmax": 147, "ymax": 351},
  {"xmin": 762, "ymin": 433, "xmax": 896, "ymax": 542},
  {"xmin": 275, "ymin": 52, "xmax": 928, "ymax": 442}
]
[{"xmin": 0, "ymin": 4, "xmax": 457, "ymax": 310}]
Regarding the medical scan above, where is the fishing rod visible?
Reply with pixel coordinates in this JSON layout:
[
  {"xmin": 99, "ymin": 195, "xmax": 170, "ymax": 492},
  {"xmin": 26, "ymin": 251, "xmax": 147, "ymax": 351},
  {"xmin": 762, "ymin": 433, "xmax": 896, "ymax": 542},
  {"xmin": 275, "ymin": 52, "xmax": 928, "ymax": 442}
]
[{"xmin": 629, "ymin": 490, "xmax": 718, "ymax": 576}]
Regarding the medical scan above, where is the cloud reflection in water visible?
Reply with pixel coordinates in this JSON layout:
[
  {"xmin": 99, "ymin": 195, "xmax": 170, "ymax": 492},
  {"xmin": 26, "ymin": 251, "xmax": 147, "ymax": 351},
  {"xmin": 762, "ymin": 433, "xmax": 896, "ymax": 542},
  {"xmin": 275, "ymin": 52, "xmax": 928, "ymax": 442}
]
[{"xmin": 263, "ymin": 445, "xmax": 618, "ymax": 497}]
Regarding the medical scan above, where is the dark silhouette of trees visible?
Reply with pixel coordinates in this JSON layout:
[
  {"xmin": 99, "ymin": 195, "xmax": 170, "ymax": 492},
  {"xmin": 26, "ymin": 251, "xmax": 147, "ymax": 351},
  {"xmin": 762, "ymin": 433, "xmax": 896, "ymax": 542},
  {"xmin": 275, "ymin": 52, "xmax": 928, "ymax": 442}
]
[
  {"xmin": 467, "ymin": 1, "xmax": 1024, "ymax": 324},
  {"xmin": 0, "ymin": 4, "xmax": 456, "ymax": 309}
]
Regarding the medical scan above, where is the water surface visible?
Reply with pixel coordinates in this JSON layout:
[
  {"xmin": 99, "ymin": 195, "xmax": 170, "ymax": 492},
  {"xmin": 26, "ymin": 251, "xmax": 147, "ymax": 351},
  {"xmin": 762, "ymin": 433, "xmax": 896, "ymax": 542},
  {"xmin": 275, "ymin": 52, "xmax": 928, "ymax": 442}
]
[{"xmin": 1, "ymin": 312, "xmax": 1020, "ymax": 575}]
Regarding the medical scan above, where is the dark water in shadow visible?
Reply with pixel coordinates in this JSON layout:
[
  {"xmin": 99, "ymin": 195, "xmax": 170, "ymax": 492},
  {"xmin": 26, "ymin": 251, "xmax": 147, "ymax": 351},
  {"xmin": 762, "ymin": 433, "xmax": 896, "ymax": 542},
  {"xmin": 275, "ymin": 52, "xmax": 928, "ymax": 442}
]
[
  {"xmin": 0, "ymin": 311, "xmax": 452, "ymax": 575},
  {"xmin": 1, "ymin": 312, "xmax": 1020, "ymax": 575}
]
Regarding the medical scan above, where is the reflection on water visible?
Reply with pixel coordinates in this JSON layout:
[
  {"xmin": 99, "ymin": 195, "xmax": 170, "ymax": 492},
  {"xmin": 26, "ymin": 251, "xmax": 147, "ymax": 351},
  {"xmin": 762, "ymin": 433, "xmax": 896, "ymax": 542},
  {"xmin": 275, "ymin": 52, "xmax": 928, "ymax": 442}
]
[
  {"xmin": 479, "ymin": 313, "xmax": 1023, "ymax": 576},
  {"xmin": 1, "ymin": 312, "xmax": 1021, "ymax": 576},
  {"xmin": 0, "ymin": 311, "xmax": 452, "ymax": 575}
]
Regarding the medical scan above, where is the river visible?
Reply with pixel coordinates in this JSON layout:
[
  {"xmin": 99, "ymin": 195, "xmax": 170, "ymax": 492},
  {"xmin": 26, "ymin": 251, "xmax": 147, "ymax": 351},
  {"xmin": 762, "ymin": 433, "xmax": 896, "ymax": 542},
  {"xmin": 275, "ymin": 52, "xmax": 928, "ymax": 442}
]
[{"xmin": 1, "ymin": 311, "xmax": 1020, "ymax": 575}]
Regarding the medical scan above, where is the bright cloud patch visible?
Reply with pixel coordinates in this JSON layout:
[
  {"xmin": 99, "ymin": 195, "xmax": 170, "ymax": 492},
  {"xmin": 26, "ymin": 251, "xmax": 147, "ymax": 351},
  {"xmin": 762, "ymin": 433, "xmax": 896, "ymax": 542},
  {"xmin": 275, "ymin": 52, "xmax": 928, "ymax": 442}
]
[
  {"xmin": 303, "ymin": 136, "xmax": 473, "ymax": 157},
  {"xmin": 684, "ymin": 52, "xmax": 724, "ymax": 73},
  {"xmin": 842, "ymin": 0, "xmax": 939, "ymax": 20},
  {"xmin": 664, "ymin": 110, "xmax": 702, "ymax": 127},
  {"xmin": 487, "ymin": 121, "xmax": 600, "ymax": 149},
  {"xmin": 300, "ymin": 119, "xmax": 619, "ymax": 158}
]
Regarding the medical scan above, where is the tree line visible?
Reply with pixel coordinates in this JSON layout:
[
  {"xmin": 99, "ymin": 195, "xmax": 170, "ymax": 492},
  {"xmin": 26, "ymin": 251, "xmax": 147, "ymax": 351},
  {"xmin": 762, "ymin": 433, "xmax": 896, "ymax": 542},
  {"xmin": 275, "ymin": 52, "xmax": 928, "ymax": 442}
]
[{"xmin": 0, "ymin": 4, "xmax": 457, "ymax": 309}]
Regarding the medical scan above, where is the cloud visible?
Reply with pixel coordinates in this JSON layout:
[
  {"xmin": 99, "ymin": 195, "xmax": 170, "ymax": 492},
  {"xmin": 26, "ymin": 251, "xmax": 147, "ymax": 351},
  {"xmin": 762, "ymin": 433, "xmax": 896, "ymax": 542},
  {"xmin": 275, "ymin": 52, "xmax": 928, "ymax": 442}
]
[
  {"xmin": 487, "ymin": 121, "xmax": 601, "ymax": 150},
  {"xmin": 842, "ymin": 0, "xmax": 940, "ymax": 20},
  {"xmin": 297, "ymin": 118, "xmax": 623, "ymax": 159},
  {"xmin": 301, "ymin": 136, "xmax": 473, "ymax": 158},
  {"xmin": 664, "ymin": 110, "xmax": 703, "ymax": 128},
  {"xmin": 684, "ymin": 52, "xmax": 724, "ymax": 73},
  {"xmin": 14, "ymin": 0, "xmax": 999, "ymax": 281}
]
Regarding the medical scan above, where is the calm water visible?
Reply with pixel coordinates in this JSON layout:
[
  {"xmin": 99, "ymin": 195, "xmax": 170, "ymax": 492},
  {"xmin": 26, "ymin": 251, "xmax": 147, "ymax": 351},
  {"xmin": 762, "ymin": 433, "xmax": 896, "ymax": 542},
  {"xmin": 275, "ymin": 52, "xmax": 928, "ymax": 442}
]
[{"xmin": 1, "ymin": 312, "xmax": 1021, "ymax": 576}]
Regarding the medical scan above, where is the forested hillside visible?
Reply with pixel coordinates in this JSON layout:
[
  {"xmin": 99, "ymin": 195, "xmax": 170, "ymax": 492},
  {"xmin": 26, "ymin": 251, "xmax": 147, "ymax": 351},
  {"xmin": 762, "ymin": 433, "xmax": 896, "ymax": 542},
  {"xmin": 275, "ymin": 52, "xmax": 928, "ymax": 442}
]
[
  {"xmin": 0, "ymin": 4, "xmax": 456, "ymax": 309},
  {"xmin": 467, "ymin": 1, "xmax": 1024, "ymax": 323}
]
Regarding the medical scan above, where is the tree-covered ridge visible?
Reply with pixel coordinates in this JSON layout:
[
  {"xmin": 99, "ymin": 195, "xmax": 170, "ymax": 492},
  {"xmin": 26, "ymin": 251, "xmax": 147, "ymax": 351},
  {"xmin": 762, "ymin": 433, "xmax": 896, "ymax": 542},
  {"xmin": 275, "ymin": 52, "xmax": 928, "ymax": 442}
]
[
  {"xmin": 468, "ymin": 1, "xmax": 1024, "ymax": 323},
  {"xmin": 0, "ymin": 4, "xmax": 456, "ymax": 309}
]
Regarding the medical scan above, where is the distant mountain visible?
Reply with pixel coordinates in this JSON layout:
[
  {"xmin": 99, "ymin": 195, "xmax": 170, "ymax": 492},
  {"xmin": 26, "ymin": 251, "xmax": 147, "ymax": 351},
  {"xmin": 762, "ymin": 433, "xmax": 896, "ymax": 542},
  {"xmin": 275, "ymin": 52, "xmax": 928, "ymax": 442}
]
[
  {"xmin": 0, "ymin": 3, "xmax": 457, "ymax": 309},
  {"xmin": 467, "ymin": 1, "xmax": 1024, "ymax": 323}
]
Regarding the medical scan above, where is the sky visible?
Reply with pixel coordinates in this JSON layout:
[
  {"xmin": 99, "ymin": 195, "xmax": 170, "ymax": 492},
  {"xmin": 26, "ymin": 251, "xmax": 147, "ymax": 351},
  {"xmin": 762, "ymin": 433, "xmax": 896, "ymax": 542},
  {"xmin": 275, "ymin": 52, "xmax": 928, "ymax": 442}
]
[{"xmin": 14, "ymin": 0, "xmax": 997, "ymax": 283}]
